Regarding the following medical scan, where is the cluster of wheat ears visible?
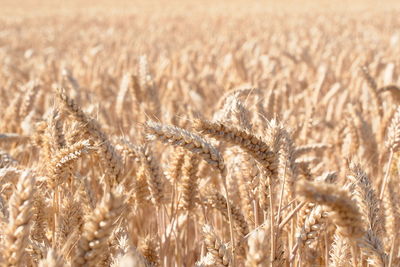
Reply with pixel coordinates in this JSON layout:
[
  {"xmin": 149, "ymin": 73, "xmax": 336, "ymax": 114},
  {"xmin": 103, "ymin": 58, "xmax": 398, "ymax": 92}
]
[{"xmin": 1, "ymin": 3, "xmax": 400, "ymax": 267}]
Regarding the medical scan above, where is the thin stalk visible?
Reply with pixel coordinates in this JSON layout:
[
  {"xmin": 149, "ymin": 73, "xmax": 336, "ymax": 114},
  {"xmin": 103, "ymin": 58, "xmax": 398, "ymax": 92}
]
[
  {"xmin": 388, "ymin": 236, "xmax": 395, "ymax": 267},
  {"xmin": 324, "ymin": 232, "xmax": 329, "ymax": 267},
  {"xmin": 222, "ymin": 177, "xmax": 236, "ymax": 266},
  {"xmin": 289, "ymin": 242, "xmax": 299, "ymax": 263},
  {"xmin": 351, "ymin": 244, "xmax": 358, "ymax": 267},
  {"xmin": 380, "ymin": 149, "xmax": 394, "ymax": 199},
  {"xmin": 253, "ymin": 198, "xmax": 260, "ymax": 227},
  {"xmin": 278, "ymin": 201, "xmax": 306, "ymax": 230},
  {"xmin": 276, "ymin": 162, "xmax": 287, "ymax": 225},
  {"xmin": 53, "ymin": 186, "xmax": 59, "ymax": 249},
  {"xmin": 268, "ymin": 177, "xmax": 275, "ymax": 262}
]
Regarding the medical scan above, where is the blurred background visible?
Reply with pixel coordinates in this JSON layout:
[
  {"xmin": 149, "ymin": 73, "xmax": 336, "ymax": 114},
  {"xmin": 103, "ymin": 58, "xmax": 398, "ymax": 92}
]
[{"xmin": 1, "ymin": 0, "xmax": 400, "ymax": 16}]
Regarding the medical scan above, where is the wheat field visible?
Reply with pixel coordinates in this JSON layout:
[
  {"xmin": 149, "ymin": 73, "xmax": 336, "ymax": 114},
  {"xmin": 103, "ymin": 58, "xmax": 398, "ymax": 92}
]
[{"xmin": 1, "ymin": 0, "xmax": 400, "ymax": 266}]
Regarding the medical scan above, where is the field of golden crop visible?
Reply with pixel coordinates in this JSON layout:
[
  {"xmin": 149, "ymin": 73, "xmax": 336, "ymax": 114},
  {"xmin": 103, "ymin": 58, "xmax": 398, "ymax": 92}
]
[{"xmin": 1, "ymin": 0, "xmax": 400, "ymax": 266}]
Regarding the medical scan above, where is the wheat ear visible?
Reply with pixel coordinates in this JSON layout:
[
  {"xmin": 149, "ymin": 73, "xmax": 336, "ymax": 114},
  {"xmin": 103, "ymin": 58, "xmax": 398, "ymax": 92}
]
[
  {"xmin": 193, "ymin": 119, "xmax": 277, "ymax": 175},
  {"xmin": 73, "ymin": 190, "xmax": 125, "ymax": 266},
  {"xmin": 296, "ymin": 180, "xmax": 364, "ymax": 241},
  {"xmin": 202, "ymin": 224, "xmax": 231, "ymax": 266},
  {"xmin": 2, "ymin": 171, "xmax": 35, "ymax": 266},
  {"xmin": 57, "ymin": 87, "xmax": 123, "ymax": 185}
]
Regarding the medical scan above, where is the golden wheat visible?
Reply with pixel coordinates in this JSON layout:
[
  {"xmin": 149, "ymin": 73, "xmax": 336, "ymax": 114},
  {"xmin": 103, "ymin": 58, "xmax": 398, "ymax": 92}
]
[{"xmin": 1, "ymin": 1, "xmax": 400, "ymax": 266}]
